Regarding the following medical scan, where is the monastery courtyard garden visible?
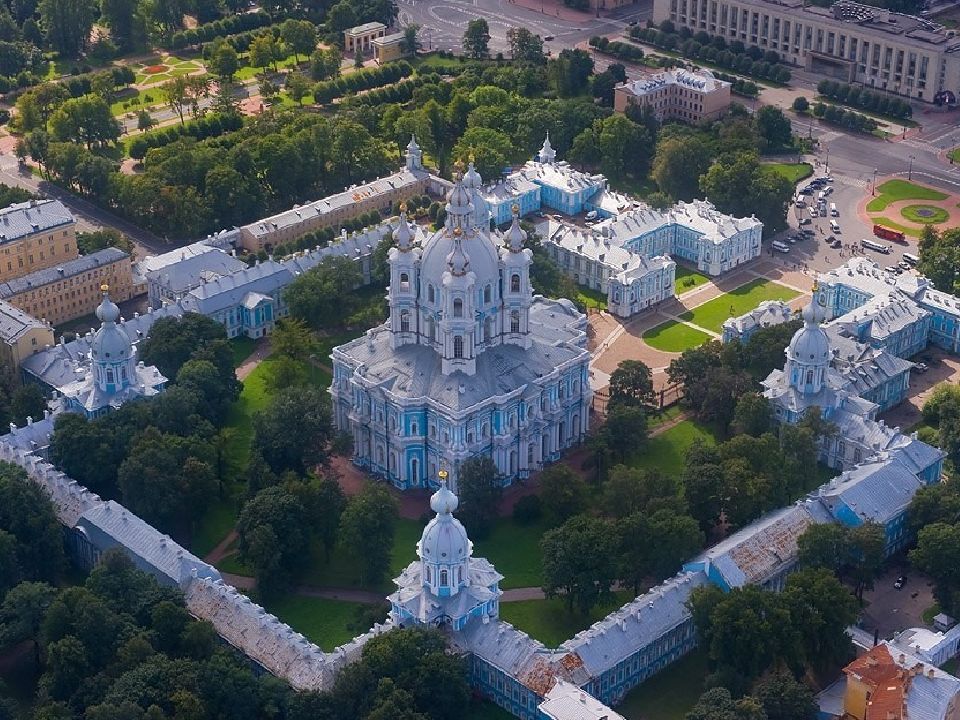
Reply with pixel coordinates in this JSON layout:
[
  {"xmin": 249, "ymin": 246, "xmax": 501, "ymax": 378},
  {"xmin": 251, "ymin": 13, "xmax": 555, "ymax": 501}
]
[{"xmin": 642, "ymin": 276, "xmax": 801, "ymax": 353}]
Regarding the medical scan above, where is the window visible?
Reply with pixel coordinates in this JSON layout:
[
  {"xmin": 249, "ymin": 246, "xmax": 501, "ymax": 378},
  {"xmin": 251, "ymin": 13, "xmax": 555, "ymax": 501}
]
[
  {"xmin": 453, "ymin": 298, "xmax": 463, "ymax": 317},
  {"xmin": 106, "ymin": 369, "xmax": 114, "ymax": 383},
  {"xmin": 484, "ymin": 284, "xmax": 492, "ymax": 303},
  {"xmin": 426, "ymin": 316, "xmax": 435, "ymax": 341},
  {"xmin": 511, "ymin": 311, "xmax": 520, "ymax": 333},
  {"xmin": 454, "ymin": 335, "xmax": 464, "ymax": 359},
  {"xmin": 806, "ymin": 370, "xmax": 813, "ymax": 384},
  {"xmin": 425, "ymin": 566, "xmax": 431, "ymax": 583},
  {"xmin": 440, "ymin": 569, "xmax": 448, "ymax": 585},
  {"xmin": 400, "ymin": 310, "xmax": 410, "ymax": 332},
  {"xmin": 411, "ymin": 421, "xmax": 418, "ymax": 435},
  {"xmin": 458, "ymin": 566, "xmax": 463, "ymax": 583},
  {"xmin": 484, "ymin": 317, "xmax": 494, "ymax": 342},
  {"xmin": 511, "ymin": 274, "xmax": 520, "ymax": 293},
  {"xmin": 400, "ymin": 272, "xmax": 409, "ymax": 290}
]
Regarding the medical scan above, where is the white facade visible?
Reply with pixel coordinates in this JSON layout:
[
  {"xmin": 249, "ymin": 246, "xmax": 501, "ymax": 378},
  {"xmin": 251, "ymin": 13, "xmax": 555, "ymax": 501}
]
[{"xmin": 330, "ymin": 170, "xmax": 593, "ymax": 491}]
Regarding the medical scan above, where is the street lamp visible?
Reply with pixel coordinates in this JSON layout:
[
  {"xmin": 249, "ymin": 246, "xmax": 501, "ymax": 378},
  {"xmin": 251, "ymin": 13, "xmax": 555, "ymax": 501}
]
[
  {"xmin": 908, "ymin": 154, "xmax": 915, "ymax": 181},
  {"xmin": 872, "ymin": 168, "xmax": 878, "ymax": 196}
]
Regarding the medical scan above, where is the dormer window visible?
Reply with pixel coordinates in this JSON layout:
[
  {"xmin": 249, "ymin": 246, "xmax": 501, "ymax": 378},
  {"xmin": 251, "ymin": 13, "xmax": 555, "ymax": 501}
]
[
  {"xmin": 511, "ymin": 274, "xmax": 521, "ymax": 293},
  {"xmin": 454, "ymin": 299, "xmax": 463, "ymax": 317},
  {"xmin": 400, "ymin": 272, "xmax": 410, "ymax": 290}
]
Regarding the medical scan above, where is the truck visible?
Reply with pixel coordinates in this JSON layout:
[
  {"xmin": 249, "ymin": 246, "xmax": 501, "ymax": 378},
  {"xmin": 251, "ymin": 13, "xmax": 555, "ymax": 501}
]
[{"xmin": 873, "ymin": 224, "xmax": 907, "ymax": 244}]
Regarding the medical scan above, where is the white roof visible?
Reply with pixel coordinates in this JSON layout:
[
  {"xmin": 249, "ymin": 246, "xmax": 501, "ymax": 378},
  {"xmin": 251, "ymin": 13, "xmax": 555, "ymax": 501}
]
[
  {"xmin": 619, "ymin": 68, "xmax": 728, "ymax": 96},
  {"xmin": 539, "ymin": 680, "xmax": 626, "ymax": 720},
  {"xmin": 543, "ymin": 220, "xmax": 675, "ymax": 282}
]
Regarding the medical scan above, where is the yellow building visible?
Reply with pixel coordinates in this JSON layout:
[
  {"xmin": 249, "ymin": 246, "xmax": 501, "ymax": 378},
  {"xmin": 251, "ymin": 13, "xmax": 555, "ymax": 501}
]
[
  {"xmin": 0, "ymin": 247, "xmax": 136, "ymax": 327},
  {"xmin": 0, "ymin": 199, "xmax": 78, "ymax": 283},
  {"xmin": 0, "ymin": 298, "xmax": 53, "ymax": 376},
  {"xmin": 614, "ymin": 68, "xmax": 731, "ymax": 123},
  {"xmin": 344, "ymin": 21, "xmax": 386, "ymax": 54},
  {"xmin": 373, "ymin": 32, "xmax": 407, "ymax": 63}
]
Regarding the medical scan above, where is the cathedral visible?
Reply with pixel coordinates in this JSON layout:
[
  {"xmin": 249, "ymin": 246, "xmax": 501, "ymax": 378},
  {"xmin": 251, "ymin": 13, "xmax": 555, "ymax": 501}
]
[{"xmin": 330, "ymin": 161, "xmax": 593, "ymax": 491}]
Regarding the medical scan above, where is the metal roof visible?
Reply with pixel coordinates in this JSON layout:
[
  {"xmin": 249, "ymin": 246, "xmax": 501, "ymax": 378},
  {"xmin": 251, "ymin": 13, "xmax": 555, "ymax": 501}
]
[
  {"xmin": 0, "ymin": 199, "xmax": 74, "ymax": 245},
  {"xmin": 0, "ymin": 297, "xmax": 49, "ymax": 341},
  {"xmin": 0, "ymin": 247, "xmax": 128, "ymax": 298}
]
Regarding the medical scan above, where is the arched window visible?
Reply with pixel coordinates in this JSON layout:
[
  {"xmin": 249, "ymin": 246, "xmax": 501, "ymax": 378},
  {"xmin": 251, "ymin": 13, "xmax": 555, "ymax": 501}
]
[
  {"xmin": 854, "ymin": 448, "xmax": 862, "ymax": 463},
  {"xmin": 511, "ymin": 274, "xmax": 521, "ymax": 293},
  {"xmin": 440, "ymin": 569, "xmax": 448, "ymax": 586},
  {"xmin": 425, "ymin": 565, "xmax": 431, "ymax": 583},
  {"xmin": 481, "ymin": 422, "xmax": 489, "ymax": 439},
  {"xmin": 399, "ymin": 272, "xmax": 409, "ymax": 290},
  {"xmin": 806, "ymin": 370, "xmax": 813, "ymax": 384},
  {"xmin": 457, "ymin": 566, "xmax": 463, "ymax": 584},
  {"xmin": 452, "ymin": 299, "xmax": 463, "ymax": 317},
  {"xmin": 484, "ymin": 317, "xmax": 493, "ymax": 342},
  {"xmin": 511, "ymin": 310, "xmax": 520, "ymax": 333},
  {"xmin": 400, "ymin": 310, "xmax": 410, "ymax": 332},
  {"xmin": 454, "ymin": 335, "xmax": 464, "ymax": 358},
  {"xmin": 428, "ymin": 284, "xmax": 435, "ymax": 302},
  {"xmin": 106, "ymin": 369, "xmax": 114, "ymax": 384},
  {"xmin": 426, "ymin": 316, "xmax": 435, "ymax": 341},
  {"xmin": 484, "ymin": 284, "xmax": 492, "ymax": 303},
  {"xmin": 411, "ymin": 421, "xmax": 419, "ymax": 435}
]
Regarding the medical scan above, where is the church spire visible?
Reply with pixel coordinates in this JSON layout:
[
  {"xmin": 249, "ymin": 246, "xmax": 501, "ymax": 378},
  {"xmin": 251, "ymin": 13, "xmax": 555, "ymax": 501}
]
[
  {"xmin": 538, "ymin": 132, "xmax": 556, "ymax": 164},
  {"xmin": 393, "ymin": 205, "xmax": 414, "ymax": 251},
  {"xmin": 505, "ymin": 205, "xmax": 526, "ymax": 253}
]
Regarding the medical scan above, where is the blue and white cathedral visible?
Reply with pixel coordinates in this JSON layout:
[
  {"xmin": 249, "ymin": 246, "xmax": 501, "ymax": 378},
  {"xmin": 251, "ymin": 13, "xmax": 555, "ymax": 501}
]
[{"xmin": 330, "ymin": 158, "xmax": 593, "ymax": 491}]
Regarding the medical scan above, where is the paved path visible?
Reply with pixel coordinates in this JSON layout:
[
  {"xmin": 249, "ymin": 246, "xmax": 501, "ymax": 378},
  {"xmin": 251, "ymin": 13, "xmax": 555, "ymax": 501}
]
[
  {"xmin": 236, "ymin": 337, "xmax": 272, "ymax": 381},
  {"xmin": 204, "ymin": 529, "xmax": 238, "ymax": 565}
]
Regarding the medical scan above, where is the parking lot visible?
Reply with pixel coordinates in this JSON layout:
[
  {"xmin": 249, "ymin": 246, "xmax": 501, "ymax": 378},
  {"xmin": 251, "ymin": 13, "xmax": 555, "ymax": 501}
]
[{"xmin": 860, "ymin": 566, "xmax": 937, "ymax": 640}]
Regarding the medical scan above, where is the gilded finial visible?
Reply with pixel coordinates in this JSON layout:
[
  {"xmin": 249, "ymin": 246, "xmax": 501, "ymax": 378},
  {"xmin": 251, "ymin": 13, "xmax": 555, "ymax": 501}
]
[
  {"xmin": 100, "ymin": 283, "xmax": 109, "ymax": 293},
  {"xmin": 511, "ymin": 203, "xmax": 520, "ymax": 215},
  {"xmin": 453, "ymin": 226, "xmax": 462, "ymax": 237},
  {"xmin": 469, "ymin": 152, "xmax": 475, "ymax": 164},
  {"xmin": 453, "ymin": 158, "xmax": 465, "ymax": 175},
  {"xmin": 438, "ymin": 468, "xmax": 448, "ymax": 486},
  {"xmin": 399, "ymin": 202, "xmax": 407, "ymax": 213}
]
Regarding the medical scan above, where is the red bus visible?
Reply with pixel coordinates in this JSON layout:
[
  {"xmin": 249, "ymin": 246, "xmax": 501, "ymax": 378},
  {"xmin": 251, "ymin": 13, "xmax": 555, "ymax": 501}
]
[{"xmin": 873, "ymin": 224, "xmax": 907, "ymax": 244}]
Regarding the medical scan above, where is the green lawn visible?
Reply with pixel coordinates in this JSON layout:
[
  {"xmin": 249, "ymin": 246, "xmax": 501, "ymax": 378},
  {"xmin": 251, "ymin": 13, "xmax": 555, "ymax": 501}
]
[
  {"xmin": 642, "ymin": 320, "xmax": 712, "ymax": 353},
  {"xmin": 679, "ymin": 278, "xmax": 800, "ymax": 333},
  {"xmin": 265, "ymin": 595, "xmax": 377, "ymax": 651},
  {"xmin": 498, "ymin": 592, "xmax": 632, "ymax": 647},
  {"xmin": 617, "ymin": 649, "xmax": 708, "ymax": 720},
  {"xmin": 230, "ymin": 336, "xmax": 258, "ymax": 368},
  {"xmin": 576, "ymin": 285, "xmax": 608, "ymax": 311},
  {"xmin": 764, "ymin": 162, "xmax": 813, "ymax": 184},
  {"xmin": 675, "ymin": 265, "xmax": 710, "ymax": 292},
  {"xmin": 474, "ymin": 517, "xmax": 553, "ymax": 589},
  {"xmin": 950, "ymin": 147, "xmax": 960, "ymax": 165},
  {"xmin": 900, "ymin": 204, "xmax": 949, "ymax": 224},
  {"xmin": 866, "ymin": 179, "xmax": 948, "ymax": 212},
  {"xmin": 628, "ymin": 419, "xmax": 719, "ymax": 478}
]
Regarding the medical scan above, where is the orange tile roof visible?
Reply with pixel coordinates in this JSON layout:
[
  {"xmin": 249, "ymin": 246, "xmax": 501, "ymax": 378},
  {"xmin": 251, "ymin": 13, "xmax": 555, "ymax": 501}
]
[{"xmin": 843, "ymin": 645, "xmax": 913, "ymax": 720}]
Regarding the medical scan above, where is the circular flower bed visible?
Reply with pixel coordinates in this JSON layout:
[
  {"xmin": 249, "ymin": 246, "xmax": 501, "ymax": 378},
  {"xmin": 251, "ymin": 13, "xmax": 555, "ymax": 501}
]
[
  {"xmin": 901, "ymin": 204, "xmax": 949, "ymax": 224},
  {"xmin": 144, "ymin": 64, "xmax": 167, "ymax": 74}
]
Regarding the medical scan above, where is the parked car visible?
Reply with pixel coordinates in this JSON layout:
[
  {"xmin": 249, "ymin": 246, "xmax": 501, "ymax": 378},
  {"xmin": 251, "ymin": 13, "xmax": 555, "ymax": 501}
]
[
  {"xmin": 894, "ymin": 576, "xmax": 907, "ymax": 589},
  {"xmin": 915, "ymin": 362, "xmax": 929, "ymax": 373},
  {"xmin": 799, "ymin": 217, "xmax": 812, "ymax": 226}
]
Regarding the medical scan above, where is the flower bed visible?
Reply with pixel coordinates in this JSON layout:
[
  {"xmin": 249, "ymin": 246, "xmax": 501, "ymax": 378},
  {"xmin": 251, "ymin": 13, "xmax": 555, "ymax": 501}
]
[{"xmin": 144, "ymin": 64, "xmax": 167, "ymax": 74}]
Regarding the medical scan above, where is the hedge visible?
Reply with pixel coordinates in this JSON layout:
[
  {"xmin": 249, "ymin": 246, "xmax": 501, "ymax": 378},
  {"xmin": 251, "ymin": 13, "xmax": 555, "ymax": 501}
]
[
  {"xmin": 313, "ymin": 61, "xmax": 413, "ymax": 104},
  {"xmin": 811, "ymin": 101, "xmax": 878, "ymax": 133},
  {"xmin": 128, "ymin": 112, "xmax": 244, "ymax": 160},
  {"xmin": 169, "ymin": 11, "xmax": 273, "ymax": 49},
  {"xmin": 0, "ymin": 64, "xmax": 135, "ymax": 97},
  {"xmin": 713, "ymin": 70, "xmax": 759, "ymax": 97},
  {"xmin": 588, "ymin": 37, "xmax": 645, "ymax": 62},
  {"xmin": 629, "ymin": 25, "xmax": 791, "ymax": 83},
  {"xmin": 816, "ymin": 79, "xmax": 912, "ymax": 119}
]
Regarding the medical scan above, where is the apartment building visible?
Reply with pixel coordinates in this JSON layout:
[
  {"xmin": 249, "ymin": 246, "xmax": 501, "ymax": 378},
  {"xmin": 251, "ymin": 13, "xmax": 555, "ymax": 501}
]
[
  {"xmin": 0, "ymin": 299, "xmax": 53, "ymax": 376},
  {"xmin": 0, "ymin": 247, "xmax": 135, "ymax": 326},
  {"xmin": 0, "ymin": 200, "xmax": 78, "ymax": 283},
  {"xmin": 653, "ymin": 0, "xmax": 960, "ymax": 101},
  {"xmin": 614, "ymin": 68, "xmax": 732, "ymax": 122}
]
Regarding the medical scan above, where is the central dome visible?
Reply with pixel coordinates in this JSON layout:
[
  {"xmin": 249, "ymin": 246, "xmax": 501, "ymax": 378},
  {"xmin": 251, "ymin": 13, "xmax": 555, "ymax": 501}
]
[
  {"xmin": 419, "ymin": 484, "xmax": 470, "ymax": 565},
  {"xmin": 91, "ymin": 291, "xmax": 133, "ymax": 363},
  {"xmin": 787, "ymin": 301, "xmax": 830, "ymax": 363}
]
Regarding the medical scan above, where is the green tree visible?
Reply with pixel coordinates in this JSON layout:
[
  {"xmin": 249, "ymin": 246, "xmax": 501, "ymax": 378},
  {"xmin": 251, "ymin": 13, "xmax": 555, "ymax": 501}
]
[
  {"xmin": 507, "ymin": 27, "xmax": 545, "ymax": 63},
  {"xmin": 339, "ymin": 483, "xmax": 398, "ymax": 586},
  {"xmin": 602, "ymin": 466, "xmax": 681, "ymax": 518},
  {"xmin": 176, "ymin": 358, "xmax": 238, "ymax": 424},
  {"xmin": 596, "ymin": 114, "xmax": 652, "ymax": 180},
  {"xmin": 285, "ymin": 255, "xmax": 363, "ymax": 330},
  {"xmin": 208, "ymin": 40, "xmax": 239, "ymax": 82},
  {"xmin": 0, "ymin": 581, "xmax": 56, "ymax": 667},
  {"xmin": 608, "ymin": 359, "xmax": 655, "ymax": 412},
  {"xmin": 451, "ymin": 125, "xmax": 515, "ymax": 181},
  {"xmin": 76, "ymin": 228, "xmax": 134, "ymax": 255},
  {"xmin": 541, "ymin": 515, "xmax": 617, "ymax": 614},
  {"xmin": 280, "ymin": 19, "xmax": 317, "ymax": 63},
  {"xmin": 791, "ymin": 96, "xmax": 809, "ymax": 113},
  {"xmin": 911, "ymin": 522, "xmax": 960, "ymax": 614},
  {"xmin": 456, "ymin": 456, "xmax": 502, "ymax": 538},
  {"xmin": 39, "ymin": 635, "xmax": 88, "ymax": 700},
  {"xmin": 136, "ymin": 109, "xmax": 156, "ymax": 132},
  {"xmin": 601, "ymin": 404, "xmax": 648, "ymax": 462},
  {"xmin": 548, "ymin": 48, "xmax": 593, "ymax": 97},
  {"xmin": 462, "ymin": 18, "xmax": 490, "ymax": 58},
  {"xmin": 797, "ymin": 522, "xmax": 849, "ymax": 574},
  {"xmin": 652, "ymin": 135, "xmax": 715, "ymax": 202},
  {"xmin": 539, "ymin": 463, "xmax": 590, "ymax": 523},
  {"xmin": 15, "ymin": 84, "xmax": 69, "ymax": 132},
  {"xmin": 401, "ymin": 24, "xmax": 421, "ymax": 55},
  {"xmin": 783, "ymin": 567, "xmax": 857, "ymax": 671},
  {"xmin": 700, "ymin": 151, "xmax": 793, "ymax": 235},
  {"xmin": 0, "ymin": 463, "xmax": 64, "ymax": 591},
  {"xmin": 49, "ymin": 96, "xmax": 120, "ymax": 148},
  {"xmin": 848, "ymin": 522, "xmax": 885, "ymax": 601},
  {"xmin": 271, "ymin": 317, "xmax": 317, "ymax": 361},
  {"xmin": 39, "ymin": 0, "xmax": 94, "ymax": 56},
  {"xmin": 249, "ymin": 32, "xmax": 279, "ymax": 71},
  {"xmin": 138, "ymin": 313, "xmax": 232, "ymax": 381},
  {"xmin": 917, "ymin": 227, "xmax": 960, "ymax": 294},
  {"xmin": 285, "ymin": 71, "xmax": 311, "ymax": 105},
  {"xmin": 100, "ymin": 0, "xmax": 138, "ymax": 49},
  {"xmin": 9, "ymin": 383, "xmax": 48, "ymax": 426},
  {"xmin": 237, "ymin": 485, "xmax": 311, "ymax": 593},
  {"xmin": 252, "ymin": 385, "xmax": 332, "ymax": 475},
  {"xmin": 732, "ymin": 392, "xmax": 772, "ymax": 436},
  {"xmin": 686, "ymin": 688, "xmax": 768, "ymax": 720},
  {"xmin": 754, "ymin": 672, "xmax": 815, "ymax": 720},
  {"xmin": 754, "ymin": 105, "xmax": 793, "ymax": 152}
]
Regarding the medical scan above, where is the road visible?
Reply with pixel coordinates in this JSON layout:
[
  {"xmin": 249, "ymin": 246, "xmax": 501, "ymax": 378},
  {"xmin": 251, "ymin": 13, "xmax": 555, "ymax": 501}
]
[{"xmin": 398, "ymin": 0, "xmax": 649, "ymax": 56}]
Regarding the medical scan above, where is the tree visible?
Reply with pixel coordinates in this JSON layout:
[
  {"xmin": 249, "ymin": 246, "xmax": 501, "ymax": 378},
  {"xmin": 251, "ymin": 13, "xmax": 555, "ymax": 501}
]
[
  {"xmin": 652, "ymin": 135, "xmax": 714, "ymax": 201},
  {"xmin": 48, "ymin": 96, "xmax": 120, "ymax": 149},
  {"xmin": 549, "ymin": 48, "xmax": 594, "ymax": 97},
  {"xmin": 601, "ymin": 404, "xmax": 648, "ymax": 462},
  {"xmin": 0, "ymin": 581, "xmax": 56, "ymax": 667},
  {"xmin": 754, "ymin": 672, "xmax": 815, "ymax": 720},
  {"xmin": 138, "ymin": 313, "xmax": 232, "ymax": 381},
  {"xmin": 100, "ymin": 0, "xmax": 138, "ymax": 49},
  {"xmin": 15, "ymin": 84, "xmax": 69, "ymax": 132},
  {"xmin": 339, "ymin": 483, "xmax": 398, "ymax": 586},
  {"xmin": 462, "ymin": 19, "xmax": 490, "ymax": 59},
  {"xmin": 401, "ymin": 24, "xmax": 421, "ymax": 55},
  {"xmin": 90, "ymin": 72, "xmax": 117, "ymax": 102},
  {"xmin": 354, "ymin": 46, "xmax": 365, "ymax": 68},
  {"xmin": 280, "ymin": 19, "xmax": 317, "ymax": 63},
  {"xmin": 848, "ymin": 522, "xmax": 885, "ymax": 601},
  {"xmin": 687, "ymin": 688, "xmax": 767, "ymax": 720},
  {"xmin": 451, "ymin": 125, "xmax": 515, "ymax": 181},
  {"xmin": 176, "ymin": 358, "xmax": 238, "ymax": 424},
  {"xmin": 597, "ymin": 114, "xmax": 652, "ymax": 180},
  {"xmin": 326, "ymin": 1, "xmax": 357, "ymax": 33},
  {"xmin": 0, "ymin": 463, "xmax": 64, "ymax": 591},
  {"xmin": 507, "ymin": 27, "xmax": 545, "ymax": 63},
  {"xmin": 39, "ymin": 0, "xmax": 94, "ymax": 56},
  {"xmin": 918, "ymin": 227, "xmax": 960, "ymax": 295},
  {"xmin": 732, "ymin": 392, "xmax": 771, "ymax": 436},
  {"xmin": 76, "ymin": 228, "xmax": 134, "ymax": 256},
  {"xmin": 541, "ymin": 515, "xmax": 617, "ymax": 614},
  {"xmin": 700, "ymin": 151, "xmax": 793, "ymax": 235},
  {"xmin": 136, "ymin": 109, "xmax": 156, "ymax": 132},
  {"xmin": 208, "ymin": 40, "xmax": 239, "ymax": 82},
  {"xmin": 285, "ymin": 256, "xmax": 363, "ymax": 330},
  {"xmin": 602, "ymin": 466, "xmax": 681, "ymax": 518},
  {"xmin": 608, "ymin": 359, "xmax": 655, "ymax": 412},
  {"xmin": 911, "ymin": 522, "xmax": 960, "ymax": 614},
  {"xmin": 797, "ymin": 523, "xmax": 848, "ymax": 574},
  {"xmin": 252, "ymin": 385, "xmax": 332, "ymax": 475},
  {"xmin": 249, "ymin": 32, "xmax": 279, "ymax": 72},
  {"xmin": 237, "ymin": 485, "xmax": 311, "ymax": 592},
  {"xmin": 271, "ymin": 317, "xmax": 317, "ymax": 361},
  {"xmin": 539, "ymin": 464, "xmax": 590, "ymax": 523},
  {"xmin": 592, "ymin": 70, "xmax": 618, "ymax": 106},
  {"xmin": 456, "ymin": 456, "xmax": 502, "ymax": 538},
  {"xmin": 791, "ymin": 96, "xmax": 809, "ymax": 113},
  {"xmin": 285, "ymin": 71, "xmax": 311, "ymax": 106},
  {"xmin": 783, "ymin": 568, "xmax": 857, "ymax": 672},
  {"xmin": 754, "ymin": 105, "xmax": 793, "ymax": 152},
  {"xmin": 9, "ymin": 383, "xmax": 47, "ymax": 426},
  {"xmin": 150, "ymin": 0, "xmax": 184, "ymax": 42}
]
